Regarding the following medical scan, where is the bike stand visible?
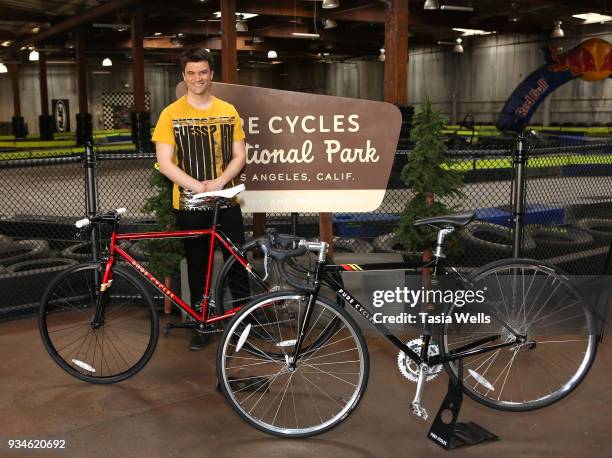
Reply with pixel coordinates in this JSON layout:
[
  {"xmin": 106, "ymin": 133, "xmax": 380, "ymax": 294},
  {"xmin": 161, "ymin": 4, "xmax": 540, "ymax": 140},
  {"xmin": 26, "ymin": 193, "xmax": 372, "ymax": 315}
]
[
  {"xmin": 163, "ymin": 321, "xmax": 198, "ymax": 336},
  {"xmin": 427, "ymin": 360, "xmax": 499, "ymax": 450}
]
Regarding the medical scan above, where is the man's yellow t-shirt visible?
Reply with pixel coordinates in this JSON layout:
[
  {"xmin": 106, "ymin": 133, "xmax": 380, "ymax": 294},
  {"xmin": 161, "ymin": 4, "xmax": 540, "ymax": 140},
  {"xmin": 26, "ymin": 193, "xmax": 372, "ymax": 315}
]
[{"xmin": 152, "ymin": 95, "xmax": 245, "ymax": 210}]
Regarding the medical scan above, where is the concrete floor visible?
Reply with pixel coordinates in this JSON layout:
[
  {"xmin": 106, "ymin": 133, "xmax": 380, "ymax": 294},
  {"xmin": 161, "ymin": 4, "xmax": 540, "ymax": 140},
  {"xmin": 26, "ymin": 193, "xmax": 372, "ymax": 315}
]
[{"xmin": 0, "ymin": 316, "xmax": 611, "ymax": 458}]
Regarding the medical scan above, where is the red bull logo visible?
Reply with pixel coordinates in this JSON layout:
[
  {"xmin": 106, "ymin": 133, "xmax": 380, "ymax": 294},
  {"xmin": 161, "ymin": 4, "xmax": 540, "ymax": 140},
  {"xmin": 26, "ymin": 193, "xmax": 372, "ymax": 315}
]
[
  {"xmin": 548, "ymin": 38, "xmax": 612, "ymax": 81},
  {"xmin": 515, "ymin": 78, "xmax": 549, "ymax": 118}
]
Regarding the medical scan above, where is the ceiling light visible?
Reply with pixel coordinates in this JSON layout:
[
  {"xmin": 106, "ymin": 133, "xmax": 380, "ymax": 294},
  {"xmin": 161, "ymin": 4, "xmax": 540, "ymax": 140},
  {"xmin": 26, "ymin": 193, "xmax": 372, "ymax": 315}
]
[
  {"xmin": 29, "ymin": 50, "xmax": 39, "ymax": 61},
  {"xmin": 154, "ymin": 32, "xmax": 162, "ymax": 36},
  {"xmin": 1, "ymin": 40, "xmax": 12, "ymax": 47},
  {"xmin": 213, "ymin": 12, "xmax": 258, "ymax": 19},
  {"xmin": 324, "ymin": 18, "xmax": 337, "ymax": 29},
  {"xmin": 31, "ymin": 26, "xmax": 40, "ymax": 33},
  {"xmin": 452, "ymin": 27, "xmax": 494, "ymax": 36},
  {"xmin": 551, "ymin": 20, "xmax": 564, "ymax": 38},
  {"xmin": 572, "ymin": 13, "xmax": 612, "ymax": 24},
  {"xmin": 102, "ymin": 57, "xmax": 112, "ymax": 67},
  {"xmin": 378, "ymin": 48, "xmax": 385, "ymax": 62},
  {"xmin": 267, "ymin": 50, "xmax": 277, "ymax": 59},
  {"xmin": 292, "ymin": 32, "xmax": 321, "ymax": 38},
  {"xmin": 322, "ymin": 0, "xmax": 339, "ymax": 9},
  {"xmin": 177, "ymin": 33, "xmax": 185, "ymax": 37},
  {"xmin": 424, "ymin": 0, "xmax": 440, "ymax": 9},
  {"xmin": 236, "ymin": 15, "xmax": 248, "ymax": 32},
  {"xmin": 0, "ymin": 63, "xmax": 7, "ymax": 73},
  {"xmin": 453, "ymin": 38, "xmax": 464, "ymax": 53},
  {"xmin": 508, "ymin": 2, "xmax": 520, "ymax": 22},
  {"xmin": 440, "ymin": 4, "xmax": 474, "ymax": 12}
]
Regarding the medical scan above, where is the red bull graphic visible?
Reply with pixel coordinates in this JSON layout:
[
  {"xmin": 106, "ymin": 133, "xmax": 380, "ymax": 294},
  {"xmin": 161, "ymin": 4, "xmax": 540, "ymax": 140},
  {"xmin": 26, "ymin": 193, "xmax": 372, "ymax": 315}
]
[
  {"xmin": 548, "ymin": 38, "xmax": 612, "ymax": 81},
  {"xmin": 497, "ymin": 38, "xmax": 612, "ymax": 133}
]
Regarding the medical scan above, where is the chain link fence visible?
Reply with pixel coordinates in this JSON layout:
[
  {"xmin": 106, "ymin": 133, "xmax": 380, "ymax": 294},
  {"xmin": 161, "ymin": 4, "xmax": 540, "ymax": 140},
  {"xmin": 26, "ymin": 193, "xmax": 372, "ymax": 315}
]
[{"xmin": 1, "ymin": 135, "xmax": 611, "ymax": 320}]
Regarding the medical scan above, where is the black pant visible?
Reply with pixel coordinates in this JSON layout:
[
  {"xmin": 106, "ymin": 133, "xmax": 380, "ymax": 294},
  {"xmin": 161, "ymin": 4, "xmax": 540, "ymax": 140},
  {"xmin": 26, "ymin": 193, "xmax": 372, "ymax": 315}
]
[{"xmin": 175, "ymin": 206, "xmax": 247, "ymax": 305}]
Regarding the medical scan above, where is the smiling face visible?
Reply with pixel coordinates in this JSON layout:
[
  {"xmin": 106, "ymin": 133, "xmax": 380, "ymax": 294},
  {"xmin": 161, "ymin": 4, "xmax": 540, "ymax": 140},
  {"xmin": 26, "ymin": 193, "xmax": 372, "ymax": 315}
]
[{"xmin": 183, "ymin": 61, "xmax": 214, "ymax": 96}]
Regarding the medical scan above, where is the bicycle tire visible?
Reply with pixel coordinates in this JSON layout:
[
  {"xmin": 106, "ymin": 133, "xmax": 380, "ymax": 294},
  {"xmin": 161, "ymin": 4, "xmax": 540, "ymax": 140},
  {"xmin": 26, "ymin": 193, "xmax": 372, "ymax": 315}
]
[
  {"xmin": 441, "ymin": 258, "xmax": 598, "ymax": 411},
  {"xmin": 39, "ymin": 262, "xmax": 159, "ymax": 384},
  {"xmin": 217, "ymin": 291, "xmax": 369, "ymax": 438}
]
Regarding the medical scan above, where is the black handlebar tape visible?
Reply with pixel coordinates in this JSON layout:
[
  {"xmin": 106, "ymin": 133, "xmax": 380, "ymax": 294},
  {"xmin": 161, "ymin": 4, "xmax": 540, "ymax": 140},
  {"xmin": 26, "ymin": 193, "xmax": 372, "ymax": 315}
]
[
  {"xmin": 275, "ymin": 234, "xmax": 302, "ymax": 250},
  {"xmin": 269, "ymin": 246, "xmax": 316, "ymax": 292}
]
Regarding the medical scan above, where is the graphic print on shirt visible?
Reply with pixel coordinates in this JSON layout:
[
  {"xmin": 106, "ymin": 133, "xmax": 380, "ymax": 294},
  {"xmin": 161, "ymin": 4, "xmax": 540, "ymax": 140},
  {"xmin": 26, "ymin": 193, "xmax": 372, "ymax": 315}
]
[{"xmin": 172, "ymin": 117, "xmax": 236, "ymax": 210}]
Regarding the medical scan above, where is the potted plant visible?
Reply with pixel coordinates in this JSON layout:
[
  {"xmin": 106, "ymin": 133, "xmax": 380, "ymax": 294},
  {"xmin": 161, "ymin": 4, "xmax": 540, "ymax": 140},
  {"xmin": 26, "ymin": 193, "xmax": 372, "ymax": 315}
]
[
  {"xmin": 141, "ymin": 166, "xmax": 183, "ymax": 314},
  {"xmin": 396, "ymin": 98, "xmax": 464, "ymax": 263}
]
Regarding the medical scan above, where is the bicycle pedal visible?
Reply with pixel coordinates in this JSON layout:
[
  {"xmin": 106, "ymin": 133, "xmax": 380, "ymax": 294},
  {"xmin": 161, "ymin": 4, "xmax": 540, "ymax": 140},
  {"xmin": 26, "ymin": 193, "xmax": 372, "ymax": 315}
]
[{"xmin": 411, "ymin": 402, "xmax": 429, "ymax": 421}]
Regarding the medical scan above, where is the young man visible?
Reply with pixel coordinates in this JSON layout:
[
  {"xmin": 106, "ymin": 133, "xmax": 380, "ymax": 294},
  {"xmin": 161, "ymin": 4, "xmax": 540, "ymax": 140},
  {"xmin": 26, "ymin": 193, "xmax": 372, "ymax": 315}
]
[{"xmin": 152, "ymin": 47, "xmax": 247, "ymax": 351}]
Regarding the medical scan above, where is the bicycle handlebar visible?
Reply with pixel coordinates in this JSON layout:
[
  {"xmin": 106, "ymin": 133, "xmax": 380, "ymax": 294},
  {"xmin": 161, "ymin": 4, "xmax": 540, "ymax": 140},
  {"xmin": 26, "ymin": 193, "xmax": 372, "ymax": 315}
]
[
  {"xmin": 255, "ymin": 238, "xmax": 328, "ymax": 292},
  {"xmin": 75, "ymin": 208, "xmax": 127, "ymax": 228}
]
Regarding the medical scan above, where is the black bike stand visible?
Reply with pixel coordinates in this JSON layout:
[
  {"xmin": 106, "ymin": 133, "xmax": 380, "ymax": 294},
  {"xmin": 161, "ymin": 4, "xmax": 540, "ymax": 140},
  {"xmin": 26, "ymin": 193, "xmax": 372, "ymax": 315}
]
[
  {"xmin": 162, "ymin": 321, "xmax": 198, "ymax": 336},
  {"xmin": 427, "ymin": 360, "xmax": 499, "ymax": 450}
]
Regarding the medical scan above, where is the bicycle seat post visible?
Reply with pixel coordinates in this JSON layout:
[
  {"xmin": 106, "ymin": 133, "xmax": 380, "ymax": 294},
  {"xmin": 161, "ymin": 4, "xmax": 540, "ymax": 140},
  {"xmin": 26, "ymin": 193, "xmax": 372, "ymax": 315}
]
[
  {"xmin": 212, "ymin": 199, "xmax": 221, "ymax": 227},
  {"xmin": 434, "ymin": 226, "xmax": 454, "ymax": 260}
]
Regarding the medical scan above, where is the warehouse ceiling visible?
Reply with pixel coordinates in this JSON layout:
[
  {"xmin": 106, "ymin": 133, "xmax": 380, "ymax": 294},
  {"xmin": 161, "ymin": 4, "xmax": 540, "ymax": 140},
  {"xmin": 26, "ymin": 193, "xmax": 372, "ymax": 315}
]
[{"xmin": 1, "ymin": 0, "xmax": 612, "ymax": 64}]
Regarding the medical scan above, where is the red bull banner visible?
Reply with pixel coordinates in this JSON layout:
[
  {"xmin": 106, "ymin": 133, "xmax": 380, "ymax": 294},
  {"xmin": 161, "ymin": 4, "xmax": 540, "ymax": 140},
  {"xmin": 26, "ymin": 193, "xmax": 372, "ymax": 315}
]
[{"xmin": 497, "ymin": 38, "xmax": 612, "ymax": 133}]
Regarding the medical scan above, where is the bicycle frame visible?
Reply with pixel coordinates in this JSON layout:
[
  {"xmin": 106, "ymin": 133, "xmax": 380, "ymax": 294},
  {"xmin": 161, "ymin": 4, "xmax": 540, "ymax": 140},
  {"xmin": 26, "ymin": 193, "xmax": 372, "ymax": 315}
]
[
  {"xmin": 99, "ymin": 223, "xmax": 257, "ymax": 325},
  {"xmin": 314, "ymin": 260, "xmax": 522, "ymax": 367}
]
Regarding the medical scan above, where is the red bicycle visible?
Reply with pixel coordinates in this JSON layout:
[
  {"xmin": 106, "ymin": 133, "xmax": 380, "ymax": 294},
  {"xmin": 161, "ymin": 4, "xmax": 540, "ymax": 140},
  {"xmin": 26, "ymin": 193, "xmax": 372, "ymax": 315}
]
[{"xmin": 38, "ymin": 184, "xmax": 284, "ymax": 383}]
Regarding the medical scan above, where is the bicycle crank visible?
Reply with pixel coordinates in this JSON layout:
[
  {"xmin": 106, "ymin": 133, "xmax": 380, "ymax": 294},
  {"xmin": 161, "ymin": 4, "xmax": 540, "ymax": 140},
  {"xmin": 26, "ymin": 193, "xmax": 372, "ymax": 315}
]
[{"xmin": 397, "ymin": 338, "xmax": 443, "ymax": 383}]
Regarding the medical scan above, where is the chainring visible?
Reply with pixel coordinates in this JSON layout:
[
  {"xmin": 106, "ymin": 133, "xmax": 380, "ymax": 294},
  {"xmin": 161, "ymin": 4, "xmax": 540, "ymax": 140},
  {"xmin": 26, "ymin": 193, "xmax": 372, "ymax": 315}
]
[{"xmin": 397, "ymin": 338, "xmax": 443, "ymax": 382}]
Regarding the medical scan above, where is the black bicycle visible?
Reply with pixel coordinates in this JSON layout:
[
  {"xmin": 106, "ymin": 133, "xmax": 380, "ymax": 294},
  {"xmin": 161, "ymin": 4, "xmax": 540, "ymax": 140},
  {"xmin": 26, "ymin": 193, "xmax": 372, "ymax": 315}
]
[{"xmin": 216, "ymin": 212, "xmax": 599, "ymax": 437}]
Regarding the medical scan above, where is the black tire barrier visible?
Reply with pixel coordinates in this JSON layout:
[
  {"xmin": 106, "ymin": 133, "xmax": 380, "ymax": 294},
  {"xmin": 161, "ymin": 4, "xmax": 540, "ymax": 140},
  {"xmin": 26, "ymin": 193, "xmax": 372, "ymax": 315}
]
[
  {"xmin": 332, "ymin": 236, "xmax": 374, "ymax": 253},
  {"xmin": 0, "ymin": 239, "xmax": 50, "ymax": 266},
  {"xmin": 76, "ymin": 112, "xmax": 93, "ymax": 146},
  {"xmin": 373, "ymin": 232, "xmax": 404, "ymax": 253},
  {"xmin": 131, "ymin": 111, "xmax": 153, "ymax": 152},
  {"xmin": 38, "ymin": 114, "xmax": 55, "ymax": 141},
  {"xmin": 372, "ymin": 233, "xmax": 423, "ymax": 263},
  {"xmin": 61, "ymin": 242, "xmax": 93, "ymax": 260},
  {"xmin": 12, "ymin": 115, "xmax": 27, "ymax": 139},
  {"xmin": 457, "ymin": 221, "xmax": 536, "ymax": 254},
  {"xmin": 6, "ymin": 257, "xmax": 79, "ymax": 273},
  {"xmin": 576, "ymin": 218, "xmax": 612, "ymax": 241},
  {"xmin": 529, "ymin": 226, "xmax": 594, "ymax": 249}
]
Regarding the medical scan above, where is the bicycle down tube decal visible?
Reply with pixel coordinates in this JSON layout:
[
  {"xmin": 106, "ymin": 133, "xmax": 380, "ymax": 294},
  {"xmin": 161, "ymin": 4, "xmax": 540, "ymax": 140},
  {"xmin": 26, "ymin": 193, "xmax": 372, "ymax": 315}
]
[{"xmin": 176, "ymin": 82, "xmax": 402, "ymax": 212}]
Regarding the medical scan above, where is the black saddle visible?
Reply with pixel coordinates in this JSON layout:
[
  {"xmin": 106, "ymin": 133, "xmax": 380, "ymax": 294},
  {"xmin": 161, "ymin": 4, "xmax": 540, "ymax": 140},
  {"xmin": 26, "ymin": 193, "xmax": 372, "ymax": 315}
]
[{"xmin": 413, "ymin": 212, "xmax": 474, "ymax": 228}]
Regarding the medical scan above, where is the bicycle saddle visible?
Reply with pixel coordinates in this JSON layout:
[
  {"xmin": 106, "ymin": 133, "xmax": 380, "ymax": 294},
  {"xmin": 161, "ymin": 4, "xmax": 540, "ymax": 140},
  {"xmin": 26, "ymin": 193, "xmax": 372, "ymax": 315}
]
[
  {"xmin": 192, "ymin": 184, "xmax": 245, "ymax": 200},
  {"xmin": 413, "ymin": 211, "xmax": 474, "ymax": 227}
]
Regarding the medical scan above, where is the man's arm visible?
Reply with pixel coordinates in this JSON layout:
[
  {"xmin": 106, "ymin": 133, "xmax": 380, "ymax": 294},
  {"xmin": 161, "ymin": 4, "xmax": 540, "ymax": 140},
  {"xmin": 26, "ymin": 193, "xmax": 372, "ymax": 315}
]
[
  {"xmin": 156, "ymin": 142, "xmax": 207, "ymax": 193},
  {"xmin": 200, "ymin": 138, "xmax": 246, "ymax": 192}
]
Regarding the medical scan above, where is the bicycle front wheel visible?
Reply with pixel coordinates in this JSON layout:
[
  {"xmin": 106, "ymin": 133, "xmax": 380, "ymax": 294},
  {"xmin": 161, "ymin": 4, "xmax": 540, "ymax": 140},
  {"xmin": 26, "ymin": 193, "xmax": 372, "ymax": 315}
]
[
  {"xmin": 39, "ymin": 262, "xmax": 159, "ymax": 384},
  {"xmin": 442, "ymin": 259, "xmax": 598, "ymax": 411},
  {"xmin": 217, "ymin": 291, "xmax": 369, "ymax": 438}
]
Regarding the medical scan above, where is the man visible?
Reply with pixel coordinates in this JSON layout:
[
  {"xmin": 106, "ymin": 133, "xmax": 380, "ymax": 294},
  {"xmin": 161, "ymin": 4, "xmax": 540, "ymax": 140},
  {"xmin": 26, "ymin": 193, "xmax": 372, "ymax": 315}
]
[{"xmin": 152, "ymin": 47, "xmax": 247, "ymax": 350}]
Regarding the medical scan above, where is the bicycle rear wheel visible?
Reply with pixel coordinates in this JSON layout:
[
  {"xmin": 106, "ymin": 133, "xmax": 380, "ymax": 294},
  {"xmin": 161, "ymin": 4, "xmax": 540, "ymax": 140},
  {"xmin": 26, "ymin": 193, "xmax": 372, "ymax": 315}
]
[
  {"xmin": 217, "ymin": 291, "xmax": 369, "ymax": 438},
  {"xmin": 441, "ymin": 259, "xmax": 598, "ymax": 411},
  {"xmin": 39, "ymin": 262, "xmax": 159, "ymax": 384}
]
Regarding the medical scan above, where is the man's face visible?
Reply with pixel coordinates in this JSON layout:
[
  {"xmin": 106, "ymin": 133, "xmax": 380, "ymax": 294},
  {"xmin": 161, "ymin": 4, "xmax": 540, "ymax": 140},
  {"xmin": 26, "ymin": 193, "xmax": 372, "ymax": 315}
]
[{"xmin": 183, "ymin": 61, "xmax": 213, "ymax": 96}]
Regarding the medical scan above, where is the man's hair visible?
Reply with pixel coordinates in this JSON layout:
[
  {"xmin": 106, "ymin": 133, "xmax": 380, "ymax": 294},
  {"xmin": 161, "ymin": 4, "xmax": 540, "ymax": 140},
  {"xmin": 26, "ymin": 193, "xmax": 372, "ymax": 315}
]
[{"xmin": 180, "ymin": 48, "xmax": 214, "ymax": 72}]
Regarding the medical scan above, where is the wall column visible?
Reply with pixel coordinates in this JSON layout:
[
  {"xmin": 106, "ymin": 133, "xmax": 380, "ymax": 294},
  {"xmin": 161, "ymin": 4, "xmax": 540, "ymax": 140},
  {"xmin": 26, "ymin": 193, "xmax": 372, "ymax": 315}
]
[
  {"xmin": 75, "ymin": 28, "xmax": 93, "ymax": 145},
  {"xmin": 383, "ymin": 0, "xmax": 409, "ymax": 104},
  {"xmin": 9, "ymin": 63, "xmax": 27, "ymax": 138},
  {"xmin": 130, "ymin": 11, "xmax": 152, "ymax": 152},
  {"xmin": 38, "ymin": 51, "xmax": 54, "ymax": 140}
]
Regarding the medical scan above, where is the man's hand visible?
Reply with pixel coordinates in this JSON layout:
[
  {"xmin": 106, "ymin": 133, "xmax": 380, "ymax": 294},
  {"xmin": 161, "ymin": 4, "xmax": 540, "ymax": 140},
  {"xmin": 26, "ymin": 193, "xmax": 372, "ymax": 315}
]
[{"xmin": 197, "ymin": 178, "xmax": 226, "ymax": 193}]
